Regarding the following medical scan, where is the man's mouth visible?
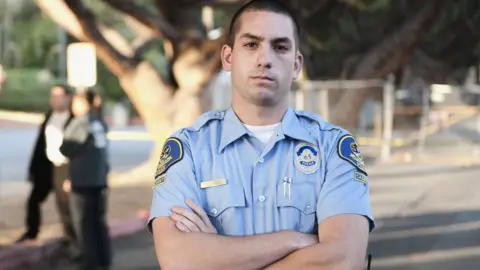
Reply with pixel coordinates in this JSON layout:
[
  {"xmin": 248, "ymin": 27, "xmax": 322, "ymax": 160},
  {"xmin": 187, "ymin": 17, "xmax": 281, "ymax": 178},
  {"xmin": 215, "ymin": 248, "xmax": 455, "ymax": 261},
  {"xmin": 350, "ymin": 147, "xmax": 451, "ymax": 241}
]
[{"xmin": 251, "ymin": 76, "xmax": 274, "ymax": 81}]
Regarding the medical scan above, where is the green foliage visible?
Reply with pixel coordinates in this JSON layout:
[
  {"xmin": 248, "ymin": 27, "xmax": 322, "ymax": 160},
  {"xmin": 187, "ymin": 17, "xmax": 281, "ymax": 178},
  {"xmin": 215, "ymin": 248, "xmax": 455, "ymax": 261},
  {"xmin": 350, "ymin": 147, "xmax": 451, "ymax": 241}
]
[
  {"xmin": 0, "ymin": 68, "xmax": 60, "ymax": 112},
  {"xmin": 0, "ymin": 1, "xmax": 129, "ymax": 108}
]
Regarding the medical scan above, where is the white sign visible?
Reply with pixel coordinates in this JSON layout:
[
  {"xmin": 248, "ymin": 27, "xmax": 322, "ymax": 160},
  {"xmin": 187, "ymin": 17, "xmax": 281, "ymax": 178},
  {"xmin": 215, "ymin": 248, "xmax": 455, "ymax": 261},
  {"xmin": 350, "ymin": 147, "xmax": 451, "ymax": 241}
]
[{"xmin": 67, "ymin": 42, "xmax": 97, "ymax": 88}]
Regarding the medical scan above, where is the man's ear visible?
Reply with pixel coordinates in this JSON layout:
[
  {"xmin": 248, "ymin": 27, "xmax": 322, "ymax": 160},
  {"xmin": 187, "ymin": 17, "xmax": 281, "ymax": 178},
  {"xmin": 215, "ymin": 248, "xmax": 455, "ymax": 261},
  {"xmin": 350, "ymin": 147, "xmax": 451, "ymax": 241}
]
[
  {"xmin": 293, "ymin": 52, "xmax": 304, "ymax": 80},
  {"xmin": 221, "ymin": 44, "xmax": 233, "ymax": 72}
]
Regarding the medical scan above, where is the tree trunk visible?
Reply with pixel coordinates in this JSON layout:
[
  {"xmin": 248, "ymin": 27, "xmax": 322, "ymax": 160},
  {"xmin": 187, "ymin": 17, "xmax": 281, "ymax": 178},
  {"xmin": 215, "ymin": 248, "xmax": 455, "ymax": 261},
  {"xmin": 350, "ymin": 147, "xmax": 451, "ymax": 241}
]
[{"xmin": 35, "ymin": 0, "xmax": 222, "ymax": 157}]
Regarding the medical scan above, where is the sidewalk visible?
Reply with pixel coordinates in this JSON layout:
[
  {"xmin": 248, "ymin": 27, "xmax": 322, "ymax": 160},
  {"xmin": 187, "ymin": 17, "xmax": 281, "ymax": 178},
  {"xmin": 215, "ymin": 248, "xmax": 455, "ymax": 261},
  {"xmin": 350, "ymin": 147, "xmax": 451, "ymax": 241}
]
[{"xmin": 0, "ymin": 171, "xmax": 154, "ymax": 270}]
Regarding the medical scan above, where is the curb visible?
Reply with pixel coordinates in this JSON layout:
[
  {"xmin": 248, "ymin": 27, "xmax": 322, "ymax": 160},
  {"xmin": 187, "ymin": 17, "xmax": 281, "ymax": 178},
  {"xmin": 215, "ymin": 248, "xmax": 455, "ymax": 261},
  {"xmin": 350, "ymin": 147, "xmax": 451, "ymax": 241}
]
[{"xmin": 0, "ymin": 210, "xmax": 149, "ymax": 270}]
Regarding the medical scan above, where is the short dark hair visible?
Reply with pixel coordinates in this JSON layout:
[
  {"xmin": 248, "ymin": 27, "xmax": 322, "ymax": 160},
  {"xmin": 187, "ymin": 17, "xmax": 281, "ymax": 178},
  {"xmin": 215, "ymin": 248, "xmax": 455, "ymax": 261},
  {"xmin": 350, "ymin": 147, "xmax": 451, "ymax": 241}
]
[
  {"xmin": 75, "ymin": 89, "xmax": 96, "ymax": 106},
  {"xmin": 227, "ymin": 0, "xmax": 300, "ymax": 48}
]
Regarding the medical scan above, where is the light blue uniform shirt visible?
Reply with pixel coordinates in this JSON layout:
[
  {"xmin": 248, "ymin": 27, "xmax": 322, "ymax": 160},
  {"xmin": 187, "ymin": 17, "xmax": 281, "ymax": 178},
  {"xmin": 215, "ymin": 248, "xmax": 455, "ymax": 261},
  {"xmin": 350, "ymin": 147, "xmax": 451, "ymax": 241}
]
[{"xmin": 148, "ymin": 107, "xmax": 374, "ymax": 236}]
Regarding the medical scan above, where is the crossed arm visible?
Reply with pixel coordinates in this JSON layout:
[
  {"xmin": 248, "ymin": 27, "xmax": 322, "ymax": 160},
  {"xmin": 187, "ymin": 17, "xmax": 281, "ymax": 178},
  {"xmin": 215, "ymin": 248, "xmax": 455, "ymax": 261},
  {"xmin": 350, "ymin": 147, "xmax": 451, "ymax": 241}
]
[{"xmin": 151, "ymin": 199, "xmax": 369, "ymax": 270}]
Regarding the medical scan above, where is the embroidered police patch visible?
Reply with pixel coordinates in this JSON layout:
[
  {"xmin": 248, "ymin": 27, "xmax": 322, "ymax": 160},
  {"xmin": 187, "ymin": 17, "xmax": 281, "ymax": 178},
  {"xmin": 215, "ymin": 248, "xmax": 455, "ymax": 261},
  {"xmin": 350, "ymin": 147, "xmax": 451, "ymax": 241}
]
[
  {"xmin": 294, "ymin": 142, "xmax": 320, "ymax": 174},
  {"xmin": 152, "ymin": 175, "xmax": 166, "ymax": 190},
  {"xmin": 155, "ymin": 137, "xmax": 184, "ymax": 179},
  {"xmin": 338, "ymin": 134, "xmax": 367, "ymax": 175},
  {"xmin": 354, "ymin": 171, "xmax": 368, "ymax": 184}
]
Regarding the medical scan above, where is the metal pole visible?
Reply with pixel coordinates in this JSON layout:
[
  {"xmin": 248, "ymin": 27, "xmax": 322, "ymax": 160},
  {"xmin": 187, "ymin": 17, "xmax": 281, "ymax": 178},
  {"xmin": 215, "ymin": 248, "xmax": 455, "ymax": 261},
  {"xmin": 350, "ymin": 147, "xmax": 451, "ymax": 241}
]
[
  {"xmin": 475, "ymin": 95, "xmax": 480, "ymax": 156},
  {"xmin": 417, "ymin": 85, "xmax": 430, "ymax": 154},
  {"xmin": 57, "ymin": 26, "xmax": 67, "ymax": 81},
  {"xmin": 374, "ymin": 101, "xmax": 382, "ymax": 142},
  {"xmin": 381, "ymin": 75, "xmax": 395, "ymax": 162},
  {"xmin": 202, "ymin": 6, "xmax": 214, "ymax": 32},
  {"xmin": 295, "ymin": 88, "xmax": 304, "ymax": 110},
  {"xmin": 319, "ymin": 89, "xmax": 329, "ymax": 122}
]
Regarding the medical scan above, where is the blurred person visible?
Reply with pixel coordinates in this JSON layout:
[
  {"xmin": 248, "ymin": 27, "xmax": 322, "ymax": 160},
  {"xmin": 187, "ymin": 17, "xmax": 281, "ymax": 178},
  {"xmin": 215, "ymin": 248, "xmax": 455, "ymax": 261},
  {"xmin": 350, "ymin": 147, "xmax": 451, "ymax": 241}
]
[
  {"xmin": 60, "ymin": 90, "xmax": 111, "ymax": 270},
  {"xmin": 16, "ymin": 84, "xmax": 78, "ymax": 253},
  {"xmin": 148, "ymin": 0, "xmax": 374, "ymax": 269},
  {"xmin": 92, "ymin": 92, "xmax": 104, "ymax": 119}
]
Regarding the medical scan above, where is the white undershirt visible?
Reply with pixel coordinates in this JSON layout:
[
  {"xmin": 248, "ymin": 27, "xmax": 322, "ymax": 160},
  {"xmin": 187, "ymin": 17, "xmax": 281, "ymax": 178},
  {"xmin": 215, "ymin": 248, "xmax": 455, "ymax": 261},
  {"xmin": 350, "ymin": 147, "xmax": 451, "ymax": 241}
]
[
  {"xmin": 243, "ymin": 123, "xmax": 280, "ymax": 146},
  {"xmin": 45, "ymin": 111, "xmax": 69, "ymax": 166}
]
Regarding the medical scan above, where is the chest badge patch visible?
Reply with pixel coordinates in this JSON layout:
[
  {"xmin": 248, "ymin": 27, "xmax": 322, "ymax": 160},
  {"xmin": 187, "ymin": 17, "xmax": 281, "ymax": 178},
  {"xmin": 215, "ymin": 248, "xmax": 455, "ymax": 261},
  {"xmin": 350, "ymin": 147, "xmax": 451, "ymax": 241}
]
[{"xmin": 294, "ymin": 142, "xmax": 320, "ymax": 174}]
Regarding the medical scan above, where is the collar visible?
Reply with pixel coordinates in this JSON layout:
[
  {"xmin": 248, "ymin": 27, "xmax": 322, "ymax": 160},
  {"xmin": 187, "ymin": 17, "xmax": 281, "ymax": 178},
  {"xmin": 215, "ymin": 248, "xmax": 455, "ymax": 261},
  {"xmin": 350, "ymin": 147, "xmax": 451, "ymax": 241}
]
[
  {"xmin": 218, "ymin": 108, "xmax": 250, "ymax": 153},
  {"xmin": 279, "ymin": 107, "xmax": 317, "ymax": 145},
  {"xmin": 218, "ymin": 107, "xmax": 317, "ymax": 153}
]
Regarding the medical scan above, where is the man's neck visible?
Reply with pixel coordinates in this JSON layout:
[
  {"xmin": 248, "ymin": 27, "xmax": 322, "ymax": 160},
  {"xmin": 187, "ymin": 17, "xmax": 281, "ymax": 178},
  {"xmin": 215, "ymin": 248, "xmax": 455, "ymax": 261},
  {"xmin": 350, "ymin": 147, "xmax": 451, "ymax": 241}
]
[{"xmin": 232, "ymin": 100, "xmax": 287, "ymax": 126}]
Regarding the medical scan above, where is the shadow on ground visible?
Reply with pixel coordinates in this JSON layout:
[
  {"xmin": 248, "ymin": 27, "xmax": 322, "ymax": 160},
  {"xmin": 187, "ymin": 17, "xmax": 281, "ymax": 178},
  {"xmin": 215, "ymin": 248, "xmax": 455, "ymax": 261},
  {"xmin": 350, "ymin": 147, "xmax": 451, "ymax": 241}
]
[{"xmin": 368, "ymin": 210, "xmax": 480, "ymax": 270}]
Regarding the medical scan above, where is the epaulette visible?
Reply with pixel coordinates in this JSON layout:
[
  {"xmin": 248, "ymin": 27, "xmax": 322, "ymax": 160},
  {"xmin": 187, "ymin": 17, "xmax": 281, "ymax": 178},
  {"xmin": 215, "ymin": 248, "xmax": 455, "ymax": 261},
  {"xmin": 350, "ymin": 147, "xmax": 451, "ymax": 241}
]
[
  {"xmin": 294, "ymin": 110, "xmax": 339, "ymax": 132},
  {"xmin": 294, "ymin": 110, "xmax": 323, "ymax": 124},
  {"xmin": 189, "ymin": 110, "xmax": 226, "ymax": 131}
]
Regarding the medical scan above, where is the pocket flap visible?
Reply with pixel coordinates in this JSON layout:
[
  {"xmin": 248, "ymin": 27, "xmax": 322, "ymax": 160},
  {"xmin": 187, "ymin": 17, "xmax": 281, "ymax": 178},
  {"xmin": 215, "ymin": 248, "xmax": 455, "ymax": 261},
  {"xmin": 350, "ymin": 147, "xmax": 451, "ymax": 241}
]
[{"xmin": 205, "ymin": 183, "xmax": 246, "ymax": 217}]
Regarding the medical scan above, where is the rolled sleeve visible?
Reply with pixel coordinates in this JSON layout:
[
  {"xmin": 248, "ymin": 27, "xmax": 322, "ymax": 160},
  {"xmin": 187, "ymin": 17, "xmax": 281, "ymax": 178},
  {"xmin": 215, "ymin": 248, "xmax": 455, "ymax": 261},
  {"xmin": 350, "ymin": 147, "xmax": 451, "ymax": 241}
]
[
  {"xmin": 316, "ymin": 132, "xmax": 375, "ymax": 232},
  {"xmin": 147, "ymin": 131, "xmax": 202, "ymax": 233}
]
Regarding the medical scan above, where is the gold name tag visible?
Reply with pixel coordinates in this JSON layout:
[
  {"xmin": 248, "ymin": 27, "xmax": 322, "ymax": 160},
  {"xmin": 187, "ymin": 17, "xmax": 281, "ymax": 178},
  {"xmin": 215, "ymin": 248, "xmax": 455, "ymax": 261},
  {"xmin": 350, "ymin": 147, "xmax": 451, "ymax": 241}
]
[{"xmin": 200, "ymin": 178, "xmax": 227, "ymax": 189}]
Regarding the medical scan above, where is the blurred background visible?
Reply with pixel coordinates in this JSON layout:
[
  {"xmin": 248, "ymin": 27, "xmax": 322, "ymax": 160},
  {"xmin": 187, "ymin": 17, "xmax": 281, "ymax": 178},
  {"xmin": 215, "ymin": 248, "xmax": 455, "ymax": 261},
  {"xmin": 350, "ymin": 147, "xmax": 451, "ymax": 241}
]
[{"xmin": 0, "ymin": 0, "xmax": 479, "ymax": 269}]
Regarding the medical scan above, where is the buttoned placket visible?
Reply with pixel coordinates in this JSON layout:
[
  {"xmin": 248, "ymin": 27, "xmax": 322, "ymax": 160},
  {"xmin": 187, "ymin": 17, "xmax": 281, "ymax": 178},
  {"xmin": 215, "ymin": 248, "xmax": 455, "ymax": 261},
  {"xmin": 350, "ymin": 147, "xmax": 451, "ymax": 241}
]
[{"xmin": 251, "ymin": 131, "xmax": 285, "ymax": 233}]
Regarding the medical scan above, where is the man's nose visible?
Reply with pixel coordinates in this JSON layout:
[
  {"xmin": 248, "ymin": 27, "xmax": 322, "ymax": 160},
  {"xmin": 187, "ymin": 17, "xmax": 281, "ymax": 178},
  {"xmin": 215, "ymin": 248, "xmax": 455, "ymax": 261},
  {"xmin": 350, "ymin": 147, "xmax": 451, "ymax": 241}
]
[{"xmin": 256, "ymin": 47, "xmax": 273, "ymax": 69}]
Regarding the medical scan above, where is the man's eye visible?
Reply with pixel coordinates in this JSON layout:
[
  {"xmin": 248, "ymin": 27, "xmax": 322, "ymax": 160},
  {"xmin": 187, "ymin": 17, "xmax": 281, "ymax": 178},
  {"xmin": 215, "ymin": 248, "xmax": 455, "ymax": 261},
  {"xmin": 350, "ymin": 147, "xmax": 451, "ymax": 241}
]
[
  {"xmin": 275, "ymin": 45, "xmax": 289, "ymax": 51},
  {"xmin": 244, "ymin": 42, "xmax": 257, "ymax": 48}
]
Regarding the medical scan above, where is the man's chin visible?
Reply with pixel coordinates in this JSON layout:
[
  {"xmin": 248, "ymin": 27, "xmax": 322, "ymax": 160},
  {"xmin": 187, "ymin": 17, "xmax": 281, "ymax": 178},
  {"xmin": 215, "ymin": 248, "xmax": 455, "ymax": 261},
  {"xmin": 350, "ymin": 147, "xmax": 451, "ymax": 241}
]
[{"xmin": 249, "ymin": 94, "xmax": 278, "ymax": 107}]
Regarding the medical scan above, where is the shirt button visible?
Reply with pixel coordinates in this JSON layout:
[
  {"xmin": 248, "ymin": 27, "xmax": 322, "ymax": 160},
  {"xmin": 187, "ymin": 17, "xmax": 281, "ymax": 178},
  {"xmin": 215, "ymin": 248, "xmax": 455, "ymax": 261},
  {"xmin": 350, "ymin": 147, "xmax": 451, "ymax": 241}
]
[
  {"xmin": 258, "ymin": 157, "xmax": 264, "ymax": 163},
  {"xmin": 305, "ymin": 205, "xmax": 311, "ymax": 212},
  {"xmin": 258, "ymin": 195, "xmax": 266, "ymax": 202},
  {"xmin": 211, "ymin": 208, "xmax": 218, "ymax": 215}
]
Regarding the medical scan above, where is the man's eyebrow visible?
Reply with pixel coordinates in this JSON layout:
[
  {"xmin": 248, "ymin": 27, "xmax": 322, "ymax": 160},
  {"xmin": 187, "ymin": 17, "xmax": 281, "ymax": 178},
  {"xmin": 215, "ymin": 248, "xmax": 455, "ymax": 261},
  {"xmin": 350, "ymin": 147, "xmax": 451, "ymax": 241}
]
[
  {"xmin": 240, "ymin": 33, "xmax": 264, "ymax": 41},
  {"xmin": 272, "ymin": 37, "xmax": 292, "ymax": 44},
  {"xmin": 240, "ymin": 33, "xmax": 292, "ymax": 44}
]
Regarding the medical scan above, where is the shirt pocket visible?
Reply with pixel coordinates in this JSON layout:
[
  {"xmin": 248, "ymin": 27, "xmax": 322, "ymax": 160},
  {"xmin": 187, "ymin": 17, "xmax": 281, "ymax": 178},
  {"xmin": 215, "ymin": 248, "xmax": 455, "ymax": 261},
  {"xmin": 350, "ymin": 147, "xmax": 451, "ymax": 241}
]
[
  {"xmin": 204, "ymin": 182, "xmax": 247, "ymax": 235},
  {"xmin": 276, "ymin": 180, "xmax": 317, "ymax": 233}
]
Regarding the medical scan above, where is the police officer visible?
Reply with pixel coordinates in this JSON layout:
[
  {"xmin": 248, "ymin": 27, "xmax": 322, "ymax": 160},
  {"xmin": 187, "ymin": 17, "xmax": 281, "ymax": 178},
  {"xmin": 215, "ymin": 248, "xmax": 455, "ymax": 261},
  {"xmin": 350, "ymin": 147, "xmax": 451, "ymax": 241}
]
[{"xmin": 148, "ymin": 0, "xmax": 374, "ymax": 269}]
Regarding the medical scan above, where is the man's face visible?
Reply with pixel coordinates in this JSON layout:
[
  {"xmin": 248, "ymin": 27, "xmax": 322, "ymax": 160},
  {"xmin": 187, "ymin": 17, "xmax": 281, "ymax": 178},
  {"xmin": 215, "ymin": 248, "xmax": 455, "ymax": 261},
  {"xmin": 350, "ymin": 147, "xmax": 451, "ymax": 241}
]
[
  {"xmin": 50, "ymin": 86, "xmax": 69, "ymax": 111},
  {"xmin": 221, "ymin": 10, "xmax": 303, "ymax": 107},
  {"xmin": 72, "ymin": 95, "xmax": 89, "ymax": 116}
]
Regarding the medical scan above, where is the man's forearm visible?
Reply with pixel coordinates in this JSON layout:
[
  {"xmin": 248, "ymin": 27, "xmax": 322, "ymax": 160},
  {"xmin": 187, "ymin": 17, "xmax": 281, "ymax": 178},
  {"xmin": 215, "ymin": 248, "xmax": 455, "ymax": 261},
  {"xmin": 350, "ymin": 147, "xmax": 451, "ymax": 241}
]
[
  {"xmin": 264, "ymin": 240, "xmax": 362, "ymax": 270},
  {"xmin": 155, "ymin": 221, "xmax": 308, "ymax": 270}
]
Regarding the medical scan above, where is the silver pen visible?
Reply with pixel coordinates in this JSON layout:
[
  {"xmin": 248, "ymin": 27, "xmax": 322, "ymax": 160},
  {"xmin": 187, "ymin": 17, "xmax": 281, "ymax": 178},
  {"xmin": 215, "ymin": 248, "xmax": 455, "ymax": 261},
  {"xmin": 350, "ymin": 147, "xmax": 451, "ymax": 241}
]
[{"xmin": 283, "ymin": 177, "xmax": 288, "ymax": 199}]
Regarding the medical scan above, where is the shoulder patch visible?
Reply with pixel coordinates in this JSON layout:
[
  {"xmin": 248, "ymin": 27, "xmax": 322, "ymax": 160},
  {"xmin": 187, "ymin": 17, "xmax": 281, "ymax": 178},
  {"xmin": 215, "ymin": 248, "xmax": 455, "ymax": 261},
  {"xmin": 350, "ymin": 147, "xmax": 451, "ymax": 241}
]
[
  {"xmin": 155, "ymin": 137, "xmax": 184, "ymax": 178},
  {"xmin": 337, "ymin": 134, "xmax": 367, "ymax": 175}
]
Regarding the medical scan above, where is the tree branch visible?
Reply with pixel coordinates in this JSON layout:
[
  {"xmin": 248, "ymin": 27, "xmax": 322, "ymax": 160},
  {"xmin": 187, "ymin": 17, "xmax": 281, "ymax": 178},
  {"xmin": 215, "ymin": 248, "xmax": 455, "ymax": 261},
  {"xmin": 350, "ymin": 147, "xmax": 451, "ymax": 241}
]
[
  {"xmin": 101, "ymin": 0, "xmax": 180, "ymax": 41},
  {"xmin": 123, "ymin": 15, "xmax": 161, "ymax": 63},
  {"xmin": 63, "ymin": 0, "xmax": 136, "ymax": 74},
  {"xmin": 35, "ymin": 0, "xmax": 136, "ymax": 76},
  {"xmin": 352, "ymin": 0, "xmax": 449, "ymax": 79}
]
